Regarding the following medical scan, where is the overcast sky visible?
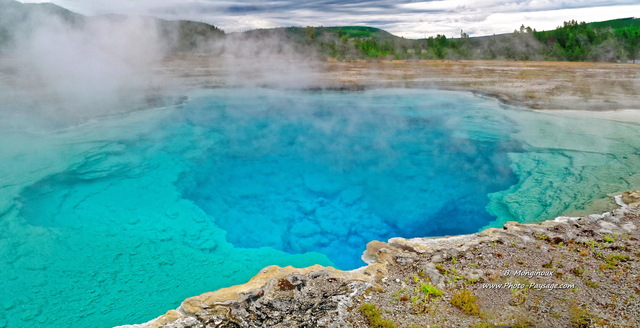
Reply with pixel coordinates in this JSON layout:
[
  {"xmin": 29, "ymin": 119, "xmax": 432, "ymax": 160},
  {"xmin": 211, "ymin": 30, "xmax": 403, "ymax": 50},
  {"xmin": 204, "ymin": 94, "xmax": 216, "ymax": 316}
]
[{"xmin": 19, "ymin": 0, "xmax": 640, "ymax": 38}]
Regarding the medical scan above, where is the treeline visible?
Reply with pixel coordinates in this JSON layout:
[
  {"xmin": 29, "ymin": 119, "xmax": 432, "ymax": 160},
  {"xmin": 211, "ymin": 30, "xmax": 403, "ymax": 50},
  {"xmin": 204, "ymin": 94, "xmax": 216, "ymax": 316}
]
[
  {"xmin": 290, "ymin": 18, "xmax": 640, "ymax": 62},
  {"xmin": 533, "ymin": 19, "xmax": 639, "ymax": 62}
]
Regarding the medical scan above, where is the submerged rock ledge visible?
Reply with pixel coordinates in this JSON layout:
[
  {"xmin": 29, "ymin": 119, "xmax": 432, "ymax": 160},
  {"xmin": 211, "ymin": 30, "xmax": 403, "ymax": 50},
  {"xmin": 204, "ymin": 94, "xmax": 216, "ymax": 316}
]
[{"xmin": 118, "ymin": 191, "xmax": 640, "ymax": 328}]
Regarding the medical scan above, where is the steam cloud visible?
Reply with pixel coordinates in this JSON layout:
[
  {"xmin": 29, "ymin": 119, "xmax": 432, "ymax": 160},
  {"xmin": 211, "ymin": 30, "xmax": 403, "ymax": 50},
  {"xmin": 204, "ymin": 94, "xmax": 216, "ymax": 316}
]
[
  {"xmin": 0, "ymin": 5, "xmax": 171, "ymax": 125},
  {"xmin": 0, "ymin": 1, "xmax": 322, "ymax": 128}
]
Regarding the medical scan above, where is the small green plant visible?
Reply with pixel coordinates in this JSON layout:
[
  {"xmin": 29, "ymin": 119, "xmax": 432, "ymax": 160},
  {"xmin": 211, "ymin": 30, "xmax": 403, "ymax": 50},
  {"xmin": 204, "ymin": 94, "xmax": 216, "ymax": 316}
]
[
  {"xmin": 418, "ymin": 282, "xmax": 444, "ymax": 298},
  {"xmin": 476, "ymin": 321, "xmax": 495, "ymax": 328},
  {"xmin": 466, "ymin": 277, "xmax": 479, "ymax": 285},
  {"xmin": 359, "ymin": 304, "xmax": 396, "ymax": 328},
  {"xmin": 450, "ymin": 289, "xmax": 481, "ymax": 316},
  {"xmin": 433, "ymin": 266, "xmax": 467, "ymax": 284},
  {"xmin": 390, "ymin": 288, "xmax": 408, "ymax": 303},
  {"xmin": 603, "ymin": 234, "xmax": 616, "ymax": 243},
  {"xmin": 451, "ymin": 256, "xmax": 458, "ymax": 264},
  {"xmin": 569, "ymin": 303, "xmax": 591, "ymax": 328},
  {"xmin": 585, "ymin": 280, "xmax": 598, "ymax": 288},
  {"xmin": 601, "ymin": 254, "xmax": 630, "ymax": 270},
  {"xmin": 536, "ymin": 234, "xmax": 549, "ymax": 241},
  {"xmin": 570, "ymin": 265, "xmax": 585, "ymax": 277},
  {"xmin": 447, "ymin": 269, "xmax": 465, "ymax": 283},
  {"xmin": 605, "ymin": 254, "xmax": 629, "ymax": 264},
  {"xmin": 512, "ymin": 316, "xmax": 534, "ymax": 328},
  {"xmin": 510, "ymin": 287, "xmax": 527, "ymax": 306},
  {"xmin": 411, "ymin": 277, "xmax": 443, "ymax": 313}
]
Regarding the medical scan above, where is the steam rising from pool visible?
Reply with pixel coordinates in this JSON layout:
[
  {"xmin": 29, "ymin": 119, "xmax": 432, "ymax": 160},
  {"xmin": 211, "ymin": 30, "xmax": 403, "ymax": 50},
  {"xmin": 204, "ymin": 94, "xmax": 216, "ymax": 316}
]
[{"xmin": 2, "ymin": 88, "xmax": 640, "ymax": 327}]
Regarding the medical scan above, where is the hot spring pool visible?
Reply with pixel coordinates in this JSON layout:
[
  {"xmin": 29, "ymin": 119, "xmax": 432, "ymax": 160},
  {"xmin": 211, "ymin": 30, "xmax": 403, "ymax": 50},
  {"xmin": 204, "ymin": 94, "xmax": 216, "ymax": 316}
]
[{"xmin": 1, "ymin": 88, "xmax": 640, "ymax": 327}]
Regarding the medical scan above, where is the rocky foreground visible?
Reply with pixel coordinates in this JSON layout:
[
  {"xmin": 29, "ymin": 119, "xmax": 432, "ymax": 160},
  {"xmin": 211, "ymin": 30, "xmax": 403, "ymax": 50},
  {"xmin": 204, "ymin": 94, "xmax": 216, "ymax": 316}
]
[{"xmin": 118, "ymin": 191, "xmax": 640, "ymax": 328}]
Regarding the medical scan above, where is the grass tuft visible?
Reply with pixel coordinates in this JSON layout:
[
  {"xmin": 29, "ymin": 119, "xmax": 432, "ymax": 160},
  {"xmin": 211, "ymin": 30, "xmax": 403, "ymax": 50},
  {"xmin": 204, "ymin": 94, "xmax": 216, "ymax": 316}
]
[
  {"xmin": 450, "ymin": 289, "xmax": 481, "ymax": 316},
  {"xmin": 569, "ymin": 303, "xmax": 591, "ymax": 328},
  {"xmin": 585, "ymin": 280, "xmax": 598, "ymax": 288},
  {"xmin": 359, "ymin": 304, "xmax": 396, "ymax": 328}
]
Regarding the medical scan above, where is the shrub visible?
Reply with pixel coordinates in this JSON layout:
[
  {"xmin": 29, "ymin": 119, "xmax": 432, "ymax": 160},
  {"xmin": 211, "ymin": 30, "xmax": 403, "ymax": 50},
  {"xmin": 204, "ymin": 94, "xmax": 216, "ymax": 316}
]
[
  {"xmin": 450, "ymin": 289, "xmax": 481, "ymax": 316},
  {"xmin": 359, "ymin": 304, "xmax": 396, "ymax": 328},
  {"xmin": 418, "ymin": 282, "xmax": 443, "ymax": 298},
  {"xmin": 411, "ymin": 280, "xmax": 444, "ymax": 313}
]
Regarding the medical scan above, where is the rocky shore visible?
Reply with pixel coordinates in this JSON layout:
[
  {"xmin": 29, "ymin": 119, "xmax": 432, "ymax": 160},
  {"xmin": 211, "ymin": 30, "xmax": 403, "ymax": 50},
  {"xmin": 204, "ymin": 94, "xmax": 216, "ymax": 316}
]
[{"xmin": 118, "ymin": 191, "xmax": 639, "ymax": 328}]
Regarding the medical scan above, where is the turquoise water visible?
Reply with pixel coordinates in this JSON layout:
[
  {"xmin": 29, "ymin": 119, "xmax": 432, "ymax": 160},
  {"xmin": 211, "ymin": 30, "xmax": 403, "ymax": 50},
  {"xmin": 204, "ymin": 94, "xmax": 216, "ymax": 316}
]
[{"xmin": 1, "ymin": 88, "xmax": 640, "ymax": 327}]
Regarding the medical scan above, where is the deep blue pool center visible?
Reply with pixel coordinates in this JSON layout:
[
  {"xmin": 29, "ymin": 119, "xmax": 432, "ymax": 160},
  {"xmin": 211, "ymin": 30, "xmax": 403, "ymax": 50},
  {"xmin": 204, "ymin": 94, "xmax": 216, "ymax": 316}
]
[{"xmin": 176, "ymin": 88, "xmax": 521, "ymax": 269}]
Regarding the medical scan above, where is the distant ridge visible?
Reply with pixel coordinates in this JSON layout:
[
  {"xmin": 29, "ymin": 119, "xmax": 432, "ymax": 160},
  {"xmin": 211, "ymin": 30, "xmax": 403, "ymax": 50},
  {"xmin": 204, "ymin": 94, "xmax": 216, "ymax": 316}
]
[
  {"xmin": 240, "ymin": 26, "xmax": 397, "ymax": 40},
  {"xmin": 0, "ymin": 0, "xmax": 224, "ymax": 53},
  {"xmin": 0, "ymin": 0, "xmax": 83, "ymax": 47},
  {"xmin": 0, "ymin": 0, "xmax": 83, "ymax": 26},
  {"xmin": 587, "ymin": 17, "xmax": 640, "ymax": 30}
]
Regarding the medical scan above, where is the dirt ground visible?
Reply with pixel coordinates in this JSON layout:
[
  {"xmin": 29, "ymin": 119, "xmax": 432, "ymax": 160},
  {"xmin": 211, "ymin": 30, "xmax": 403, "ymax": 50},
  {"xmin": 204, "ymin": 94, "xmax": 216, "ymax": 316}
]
[
  {"xmin": 160, "ymin": 57, "xmax": 640, "ymax": 112},
  {"xmin": 321, "ymin": 60, "xmax": 640, "ymax": 111}
]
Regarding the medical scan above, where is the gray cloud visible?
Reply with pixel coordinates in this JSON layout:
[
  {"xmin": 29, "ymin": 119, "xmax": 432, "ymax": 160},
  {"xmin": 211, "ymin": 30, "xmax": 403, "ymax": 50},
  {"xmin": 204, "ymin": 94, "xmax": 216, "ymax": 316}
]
[{"xmin": 19, "ymin": 0, "xmax": 640, "ymax": 38}]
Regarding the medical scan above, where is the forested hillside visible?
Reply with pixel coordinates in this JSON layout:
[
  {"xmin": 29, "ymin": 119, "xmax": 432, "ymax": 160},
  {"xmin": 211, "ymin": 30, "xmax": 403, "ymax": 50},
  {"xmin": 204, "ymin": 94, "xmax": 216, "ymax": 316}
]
[
  {"xmin": 280, "ymin": 18, "xmax": 640, "ymax": 62},
  {"xmin": 532, "ymin": 18, "xmax": 639, "ymax": 62}
]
